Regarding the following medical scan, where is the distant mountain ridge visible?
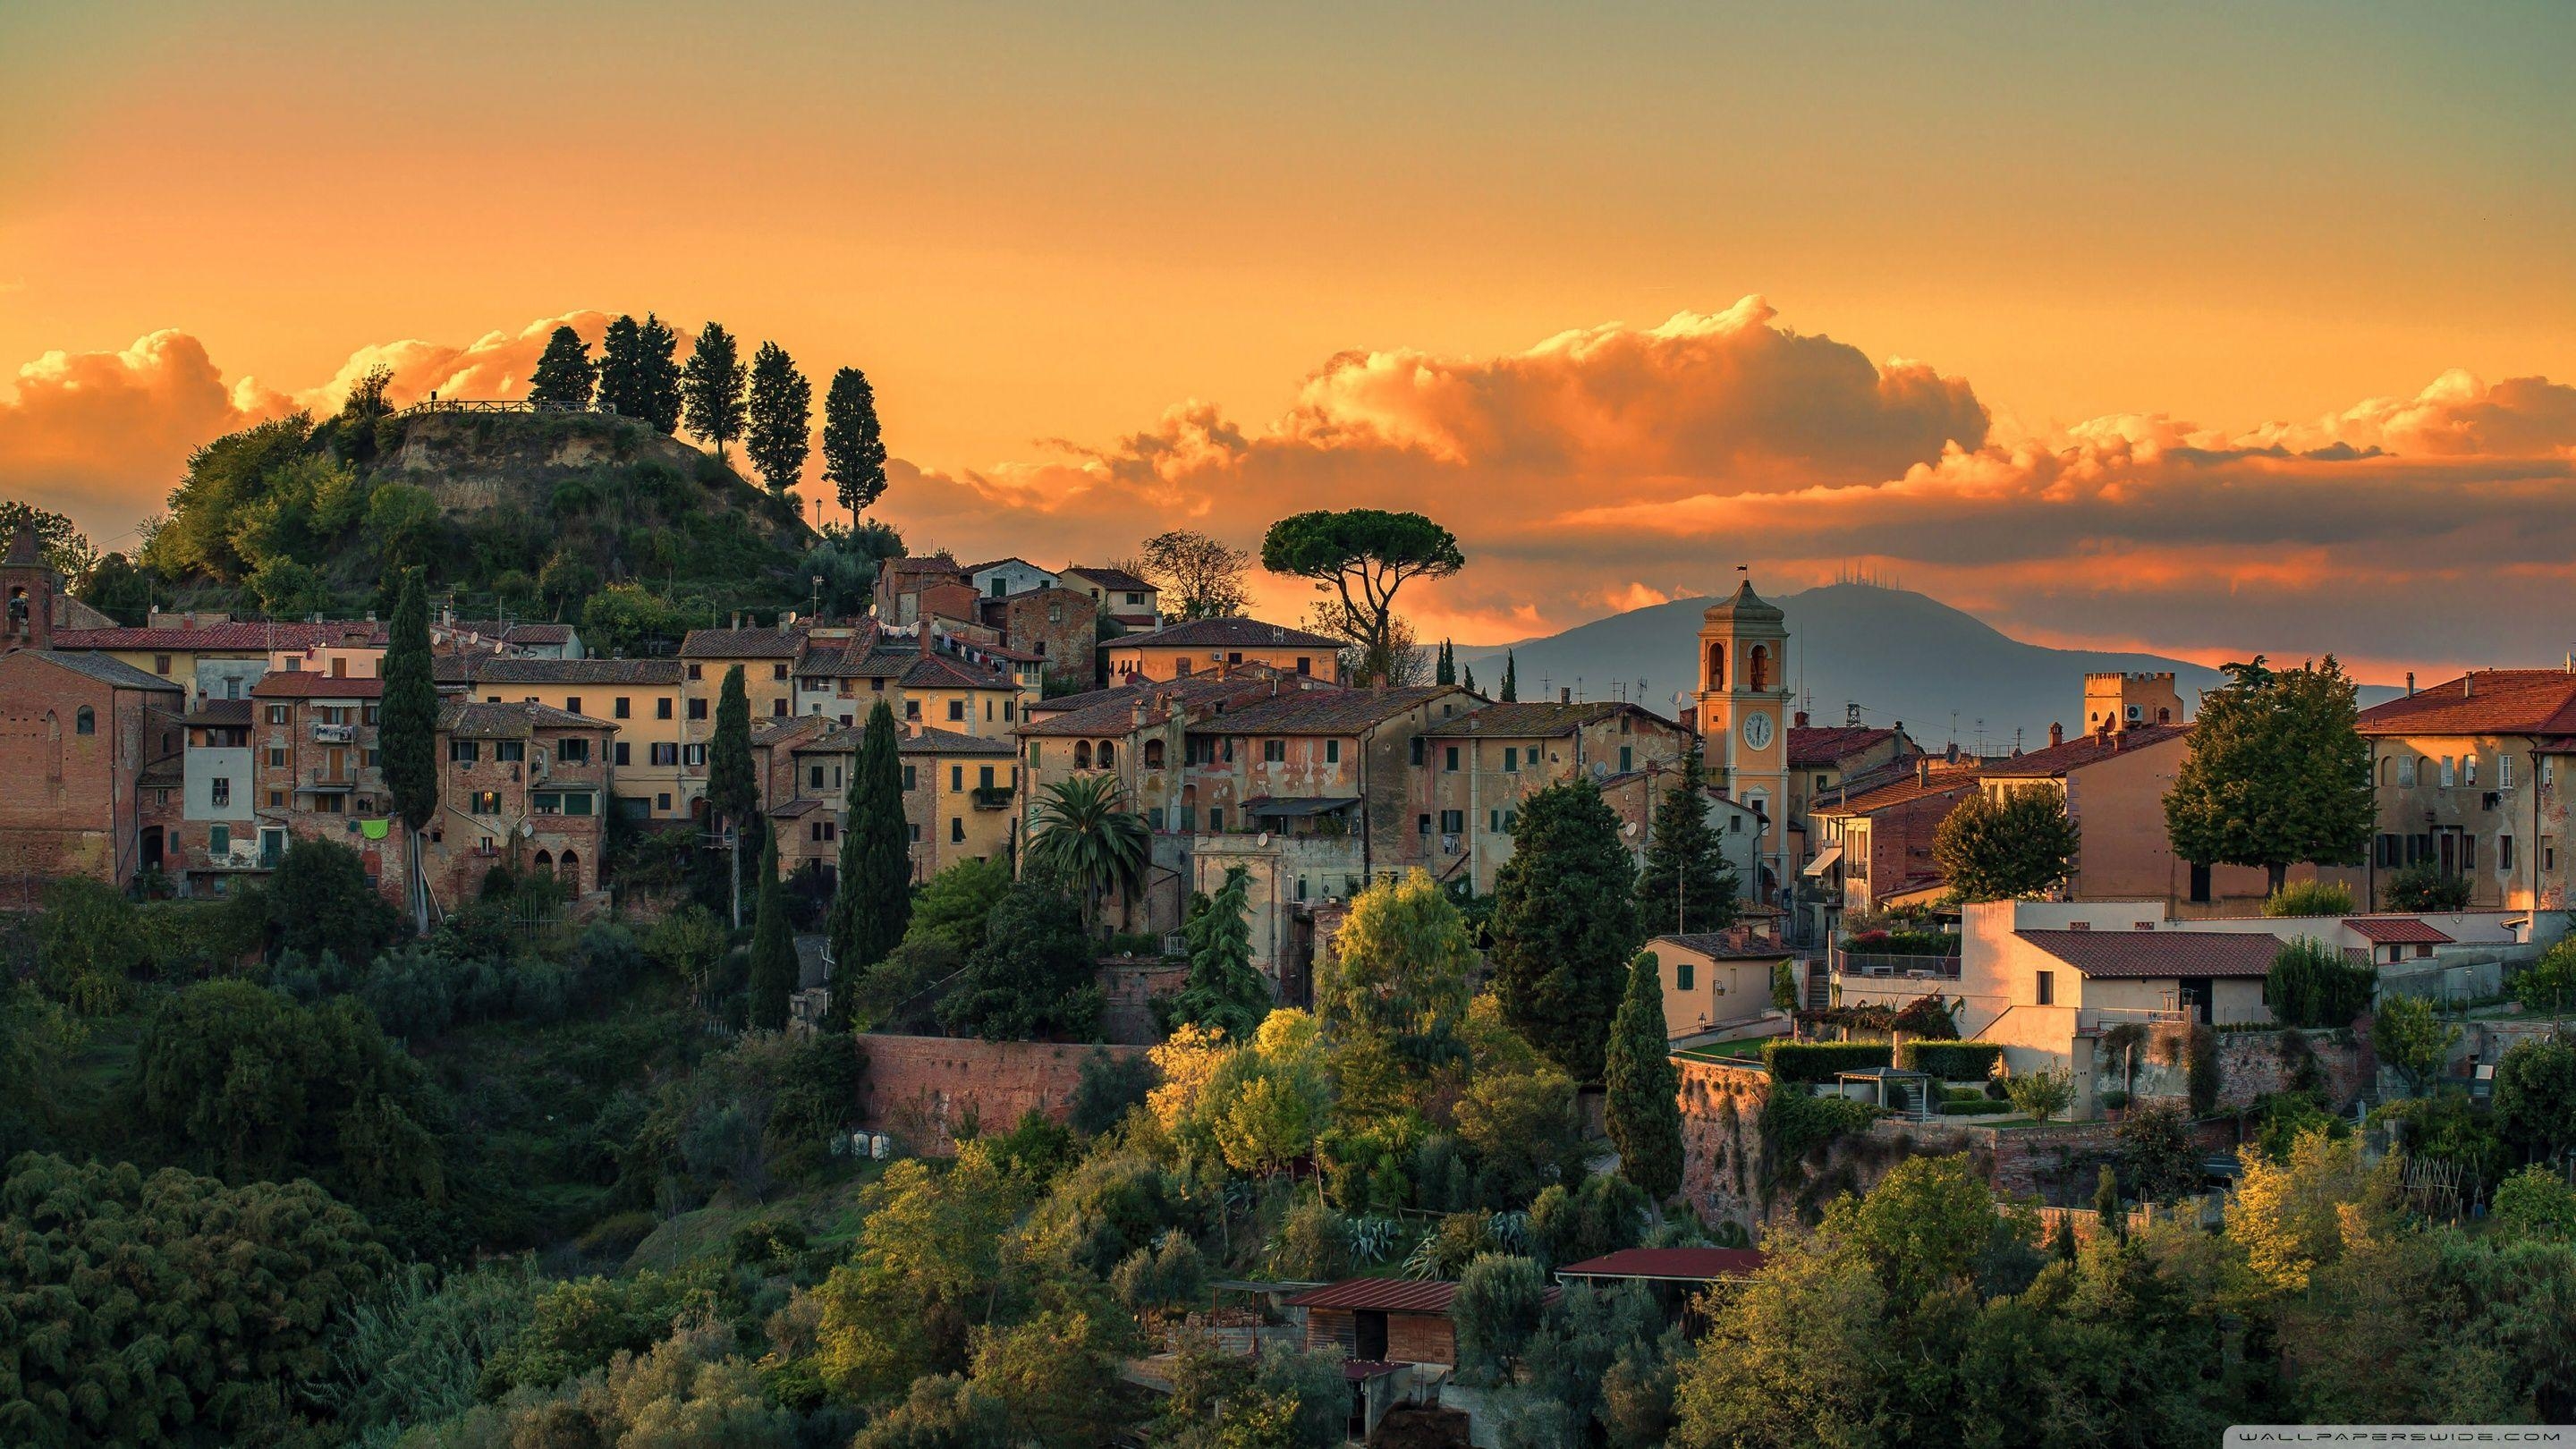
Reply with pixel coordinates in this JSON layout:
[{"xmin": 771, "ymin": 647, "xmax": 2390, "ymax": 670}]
[{"xmin": 1457, "ymin": 582, "xmax": 2400, "ymax": 752}]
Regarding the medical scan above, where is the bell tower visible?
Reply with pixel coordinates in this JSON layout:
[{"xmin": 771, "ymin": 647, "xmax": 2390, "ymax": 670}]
[
  {"xmin": 1, "ymin": 523, "xmax": 55, "ymax": 653},
  {"xmin": 1696, "ymin": 578, "xmax": 1791, "ymax": 898}
]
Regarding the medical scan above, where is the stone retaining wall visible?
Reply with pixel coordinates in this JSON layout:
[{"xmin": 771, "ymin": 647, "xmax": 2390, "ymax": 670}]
[{"xmin": 860, "ymin": 1034, "xmax": 1150, "ymax": 1155}]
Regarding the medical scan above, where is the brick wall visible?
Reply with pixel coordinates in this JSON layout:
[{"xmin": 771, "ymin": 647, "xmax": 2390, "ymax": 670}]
[
  {"xmin": 991, "ymin": 589, "xmax": 1097, "ymax": 690},
  {"xmin": 0, "ymin": 655, "xmax": 157, "ymax": 890},
  {"xmin": 1097, "ymin": 959, "xmax": 1185, "ymax": 1045},
  {"xmin": 2100, "ymin": 1022, "xmax": 2370, "ymax": 1112},
  {"xmin": 860, "ymin": 1033, "xmax": 1150, "ymax": 1154}
]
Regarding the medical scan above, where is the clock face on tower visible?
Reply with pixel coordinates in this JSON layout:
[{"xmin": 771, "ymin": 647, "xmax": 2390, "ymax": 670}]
[{"xmin": 1741, "ymin": 710, "xmax": 1775, "ymax": 750}]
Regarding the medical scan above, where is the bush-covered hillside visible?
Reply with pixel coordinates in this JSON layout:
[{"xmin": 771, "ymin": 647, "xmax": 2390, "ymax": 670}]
[{"xmin": 129, "ymin": 392, "xmax": 896, "ymax": 645}]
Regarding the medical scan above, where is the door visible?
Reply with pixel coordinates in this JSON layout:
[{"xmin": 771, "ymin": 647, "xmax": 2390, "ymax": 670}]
[
  {"xmin": 2177, "ymin": 978, "xmax": 2213, "ymax": 1025},
  {"xmin": 2187, "ymin": 862, "xmax": 2212, "ymax": 904},
  {"xmin": 1353, "ymin": 1309, "xmax": 1389, "ymax": 1362},
  {"xmin": 140, "ymin": 826, "xmax": 163, "ymax": 873},
  {"xmin": 2439, "ymin": 832, "xmax": 2456, "ymax": 877}
]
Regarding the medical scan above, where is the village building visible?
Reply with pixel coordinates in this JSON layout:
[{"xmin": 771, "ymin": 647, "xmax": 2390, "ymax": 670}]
[
  {"xmin": 443, "ymin": 615, "xmax": 585, "ymax": 659},
  {"xmin": 460, "ymin": 656, "xmax": 689, "ymax": 819},
  {"xmin": 1411, "ymin": 699, "xmax": 1693, "ymax": 894},
  {"xmin": 680, "ymin": 621, "xmax": 816, "ymax": 722},
  {"xmin": 426, "ymin": 700, "xmax": 614, "ymax": 902},
  {"xmin": 1649, "ymin": 928, "xmax": 1798, "ymax": 1040},
  {"xmin": 775, "ymin": 723, "xmax": 1020, "ymax": 886},
  {"xmin": 977, "ymin": 586, "xmax": 1097, "ymax": 691},
  {"xmin": 1103, "ymin": 616, "xmax": 1343, "ymax": 684},
  {"xmin": 2084, "ymin": 670, "xmax": 2187, "ymax": 733},
  {"xmin": 2353, "ymin": 668, "xmax": 2576, "ymax": 911},
  {"xmin": 1694, "ymin": 581, "xmax": 1796, "ymax": 911},
  {"xmin": 247, "ymin": 668, "xmax": 387, "ymax": 883},
  {"xmin": 960, "ymin": 556, "xmax": 1060, "ymax": 599},
  {"xmin": 1784, "ymin": 713, "xmax": 1919, "ymax": 865},
  {"xmin": 1059, "ymin": 564, "xmax": 1161, "ymax": 630},
  {"xmin": 872, "ymin": 555, "xmax": 970, "ymax": 626},
  {"xmin": 1808, "ymin": 760, "xmax": 1983, "ymax": 933},
  {"xmin": 51, "ymin": 616, "xmax": 388, "ymax": 708}
]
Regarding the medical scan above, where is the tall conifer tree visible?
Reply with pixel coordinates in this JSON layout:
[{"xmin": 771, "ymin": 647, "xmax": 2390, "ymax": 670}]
[
  {"xmin": 1501, "ymin": 650, "xmax": 1519, "ymax": 702},
  {"xmin": 1636, "ymin": 750, "xmax": 1737, "ymax": 935},
  {"xmin": 749, "ymin": 832, "xmax": 796, "ymax": 1031},
  {"xmin": 827, "ymin": 700, "xmax": 911, "ymax": 1030},
  {"xmin": 380, "ymin": 569, "xmax": 439, "ymax": 935},
  {"xmin": 821, "ymin": 367, "xmax": 890, "ymax": 525},
  {"xmin": 597, "ymin": 315, "xmax": 646, "ymax": 419},
  {"xmin": 636, "ymin": 313, "xmax": 684, "ymax": 434},
  {"xmin": 527, "ymin": 326, "xmax": 596, "ymax": 408},
  {"xmin": 1489, "ymin": 779, "xmax": 1642, "ymax": 1080},
  {"xmin": 744, "ymin": 341, "xmax": 812, "ymax": 496},
  {"xmin": 681, "ymin": 322, "xmax": 748, "ymax": 459},
  {"xmin": 707, "ymin": 665, "xmax": 758, "ymax": 926},
  {"xmin": 1606, "ymin": 950, "xmax": 1683, "ymax": 1204}
]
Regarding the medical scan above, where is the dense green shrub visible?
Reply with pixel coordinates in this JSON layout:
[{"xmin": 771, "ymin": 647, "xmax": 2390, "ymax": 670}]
[
  {"xmin": 2263, "ymin": 879, "xmax": 2358, "ymax": 917},
  {"xmin": 1896, "ymin": 1040, "xmax": 2005, "ymax": 1080},
  {"xmin": 1939, "ymin": 1099, "xmax": 2014, "ymax": 1116},
  {"xmin": 1762, "ymin": 1040, "xmax": 1894, "ymax": 1083},
  {"xmin": 2265, "ymin": 937, "xmax": 2375, "ymax": 1029}
]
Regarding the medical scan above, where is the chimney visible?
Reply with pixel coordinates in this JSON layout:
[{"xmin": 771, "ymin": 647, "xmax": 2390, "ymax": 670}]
[
  {"xmin": 2406, "ymin": 671, "xmax": 2416, "ymax": 697},
  {"xmin": 1945, "ymin": 741, "xmax": 1959, "ymax": 765},
  {"xmin": 2048, "ymin": 721, "xmax": 2064, "ymax": 748},
  {"xmin": 1917, "ymin": 758, "xmax": 1930, "ymax": 785},
  {"xmin": 1560, "ymin": 686, "xmax": 1572, "ymax": 704},
  {"xmin": 2465, "ymin": 674, "xmax": 2475, "ymax": 699},
  {"xmin": 1794, "ymin": 709, "xmax": 1809, "ymax": 728}
]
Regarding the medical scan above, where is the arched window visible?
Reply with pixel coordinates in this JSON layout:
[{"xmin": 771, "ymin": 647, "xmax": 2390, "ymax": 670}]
[
  {"xmin": 1747, "ymin": 645, "xmax": 1771, "ymax": 692},
  {"xmin": 1705, "ymin": 642, "xmax": 1725, "ymax": 691},
  {"xmin": 2379, "ymin": 756, "xmax": 2391, "ymax": 786},
  {"xmin": 1144, "ymin": 738, "xmax": 1166, "ymax": 768},
  {"xmin": 74, "ymin": 706, "xmax": 95, "ymax": 736},
  {"xmin": 1073, "ymin": 740, "xmax": 1093, "ymax": 769},
  {"xmin": 1097, "ymin": 740, "xmax": 1117, "ymax": 768},
  {"xmin": 6, "ymin": 587, "xmax": 26, "ymax": 633},
  {"xmin": 557, "ymin": 850, "xmax": 579, "ymax": 888},
  {"xmin": 2157, "ymin": 707, "xmax": 2172, "ymax": 724},
  {"xmin": 532, "ymin": 849, "xmax": 554, "ymax": 877}
]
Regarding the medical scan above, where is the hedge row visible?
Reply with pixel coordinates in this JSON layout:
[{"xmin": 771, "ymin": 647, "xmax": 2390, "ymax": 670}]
[
  {"xmin": 1763, "ymin": 1040, "xmax": 1894, "ymax": 1083},
  {"xmin": 1897, "ymin": 1040, "xmax": 2006, "ymax": 1080},
  {"xmin": 1940, "ymin": 1100, "xmax": 2014, "ymax": 1117}
]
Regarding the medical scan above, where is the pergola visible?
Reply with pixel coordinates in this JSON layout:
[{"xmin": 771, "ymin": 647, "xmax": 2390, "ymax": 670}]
[{"xmin": 1835, "ymin": 1064, "xmax": 1936, "ymax": 1120}]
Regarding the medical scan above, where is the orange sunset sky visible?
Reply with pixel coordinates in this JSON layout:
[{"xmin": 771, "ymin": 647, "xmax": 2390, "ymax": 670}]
[{"xmin": 3, "ymin": 2, "xmax": 2572, "ymax": 676}]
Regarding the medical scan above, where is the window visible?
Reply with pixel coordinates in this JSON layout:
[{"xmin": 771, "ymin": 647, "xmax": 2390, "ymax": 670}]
[
  {"xmin": 2441, "ymin": 756, "xmax": 2456, "ymax": 787},
  {"xmin": 1098, "ymin": 741, "xmax": 1115, "ymax": 768},
  {"xmin": 1445, "ymin": 745, "xmax": 1461, "ymax": 773},
  {"xmin": 979, "ymin": 765, "xmax": 996, "ymax": 789},
  {"xmin": 556, "ymin": 739, "xmax": 589, "ymax": 764},
  {"xmin": 2466, "ymin": 754, "xmax": 2479, "ymax": 786},
  {"xmin": 1676, "ymin": 961, "xmax": 1695, "ymax": 991},
  {"xmin": 904, "ymin": 699, "xmax": 921, "ymax": 721},
  {"xmin": 472, "ymin": 791, "xmax": 502, "ymax": 815},
  {"xmin": 153, "ymin": 653, "xmax": 172, "ymax": 674},
  {"xmin": 2548, "ymin": 758, "xmax": 2561, "ymax": 786},
  {"xmin": 1619, "ymin": 745, "xmax": 1633, "ymax": 773},
  {"xmin": 1208, "ymin": 807, "xmax": 1223, "ymax": 833},
  {"xmin": 688, "ymin": 663, "xmax": 702, "ymax": 681},
  {"xmin": 2036, "ymin": 970, "xmax": 2055, "ymax": 1006},
  {"xmin": 1489, "ymin": 809, "xmax": 1502, "ymax": 834},
  {"xmin": 2501, "ymin": 754, "xmax": 2516, "ymax": 789},
  {"xmin": 950, "ymin": 765, "xmax": 964, "ymax": 792},
  {"xmin": 909, "ymin": 822, "xmax": 921, "ymax": 843},
  {"xmin": 450, "ymin": 740, "xmax": 479, "ymax": 764},
  {"xmin": 614, "ymin": 741, "xmax": 631, "ymax": 766},
  {"xmin": 614, "ymin": 697, "xmax": 631, "ymax": 718},
  {"xmin": 1504, "ymin": 747, "xmax": 1519, "ymax": 772},
  {"xmin": 1027, "ymin": 743, "xmax": 1041, "ymax": 766},
  {"xmin": 2502, "ymin": 835, "xmax": 2517, "ymax": 870},
  {"xmin": 657, "ymin": 698, "xmax": 674, "ymax": 719},
  {"xmin": 950, "ymin": 818, "xmax": 964, "ymax": 843},
  {"xmin": 650, "ymin": 742, "xmax": 678, "ymax": 766},
  {"xmin": 682, "ymin": 743, "xmax": 707, "ymax": 767},
  {"xmin": 902, "ymin": 765, "xmax": 918, "ymax": 791},
  {"xmin": 267, "ymin": 705, "xmax": 291, "ymax": 725},
  {"xmin": 810, "ymin": 765, "xmax": 826, "ymax": 791},
  {"xmin": 1326, "ymin": 740, "xmax": 1342, "ymax": 765},
  {"xmin": 687, "ymin": 698, "xmax": 708, "ymax": 721},
  {"xmin": 1264, "ymin": 740, "xmax": 1285, "ymax": 763},
  {"xmin": 268, "ymin": 790, "xmax": 284, "ymax": 808},
  {"xmin": 812, "ymin": 820, "xmax": 836, "ymax": 842},
  {"xmin": 1295, "ymin": 656, "xmax": 1312, "ymax": 675},
  {"xmin": 657, "ymin": 793, "xmax": 671, "ymax": 811},
  {"xmin": 495, "ymin": 741, "xmax": 525, "ymax": 762},
  {"xmin": 210, "ymin": 776, "xmax": 231, "ymax": 808},
  {"xmin": 1004, "ymin": 700, "xmax": 1015, "ymax": 723},
  {"xmin": 944, "ymin": 699, "xmax": 963, "ymax": 721},
  {"xmin": 2546, "ymin": 836, "xmax": 2558, "ymax": 872},
  {"xmin": 1439, "ymin": 809, "xmax": 1464, "ymax": 833},
  {"xmin": 1418, "ymin": 812, "xmax": 1431, "ymax": 835},
  {"xmin": 2398, "ymin": 755, "xmax": 2418, "ymax": 787},
  {"xmin": 2463, "ymin": 835, "xmax": 2478, "ymax": 870},
  {"xmin": 2375, "ymin": 833, "xmax": 2401, "ymax": 868},
  {"xmin": 773, "ymin": 663, "xmax": 789, "ymax": 681},
  {"xmin": 564, "ymin": 697, "xmax": 581, "ymax": 716},
  {"xmin": 534, "ymin": 792, "xmax": 562, "ymax": 815},
  {"xmin": 1411, "ymin": 737, "xmax": 1425, "ymax": 766},
  {"xmin": 208, "ymin": 824, "xmax": 230, "ymax": 856},
  {"xmin": 267, "ymin": 747, "xmax": 287, "ymax": 767}
]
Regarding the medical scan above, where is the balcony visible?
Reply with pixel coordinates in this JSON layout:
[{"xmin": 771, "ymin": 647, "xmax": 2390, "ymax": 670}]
[
  {"xmin": 2076, "ymin": 1005, "xmax": 2188, "ymax": 1036},
  {"xmin": 187, "ymin": 844, "xmax": 280, "ymax": 872},
  {"xmin": 970, "ymin": 784, "xmax": 1014, "ymax": 810},
  {"xmin": 312, "ymin": 724, "xmax": 356, "ymax": 744},
  {"xmin": 1828, "ymin": 944, "xmax": 1962, "ymax": 979}
]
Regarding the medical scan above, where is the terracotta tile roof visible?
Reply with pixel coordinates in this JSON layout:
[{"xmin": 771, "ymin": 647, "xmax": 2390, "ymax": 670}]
[
  {"xmin": 182, "ymin": 699, "xmax": 254, "ymax": 726},
  {"xmin": 436, "ymin": 699, "xmax": 612, "ymax": 737},
  {"xmin": 2346, "ymin": 916, "xmax": 2453, "ymax": 945},
  {"xmin": 1113, "ymin": 616, "xmax": 1341, "ymax": 652},
  {"xmin": 679, "ymin": 624, "xmax": 811, "ymax": 658},
  {"xmin": 450, "ymin": 619, "xmax": 576, "ymax": 646},
  {"xmin": 769, "ymin": 796, "xmax": 826, "ymax": 818},
  {"xmin": 54, "ymin": 621, "xmax": 386, "ymax": 651},
  {"xmin": 902, "ymin": 652, "xmax": 1013, "ymax": 691},
  {"xmin": 884, "ymin": 556, "xmax": 964, "ymax": 578},
  {"xmin": 960, "ymin": 557, "xmax": 1048, "ymax": 577},
  {"xmin": 1788, "ymin": 724, "xmax": 1903, "ymax": 767},
  {"xmin": 798, "ymin": 643, "xmax": 914, "ymax": 680},
  {"xmin": 1063, "ymin": 564, "xmax": 1155, "ymax": 593},
  {"xmin": 901, "ymin": 726, "xmax": 1016, "ymax": 756},
  {"xmin": 30, "ymin": 650, "xmax": 185, "ymax": 692},
  {"xmin": 1021, "ymin": 677, "xmax": 1296, "ymax": 738},
  {"xmin": 471, "ymin": 657, "xmax": 685, "ymax": 686},
  {"xmin": 2015, "ymin": 928, "xmax": 2280, "ymax": 979},
  {"xmin": 2355, "ymin": 670, "xmax": 2576, "ymax": 738},
  {"xmin": 1981, "ymin": 724, "xmax": 2188, "ymax": 779},
  {"xmin": 1813, "ymin": 766, "xmax": 1981, "ymax": 817},
  {"xmin": 1652, "ymin": 929, "xmax": 1796, "ymax": 961},
  {"xmin": 1188, "ymin": 686, "xmax": 1462, "ymax": 736},
  {"xmin": 251, "ymin": 672, "xmax": 383, "ymax": 699},
  {"xmin": 1555, "ymin": 1247, "xmax": 1768, "ymax": 1282},
  {"xmin": 752, "ymin": 716, "xmax": 834, "ymax": 750},
  {"xmin": 1419, "ymin": 700, "xmax": 1682, "ymax": 739},
  {"xmin": 1284, "ymin": 1279, "xmax": 1463, "ymax": 1315}
]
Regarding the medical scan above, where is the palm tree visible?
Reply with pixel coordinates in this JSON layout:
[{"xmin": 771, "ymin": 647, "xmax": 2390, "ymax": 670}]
[{"xmin": 1029, "ymin": 774, "xmax": 1152, "ymax": 933}]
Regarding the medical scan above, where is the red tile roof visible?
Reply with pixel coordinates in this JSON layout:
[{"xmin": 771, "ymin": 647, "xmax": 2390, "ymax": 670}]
[
  {"xmin": 1813, "ymin": 766, "xmax": 1981, "ymax": 816},
  {"xmin": 2015, "ymin": 928, "xmax": 2281, "ymax": 979},
  {"xmin": 1787, "ymin": 724, "xmax": 1902, "ymax": 767},
  {"xmin": 2346, "ymin": 916, "xmax": 2453, "ymax": 945},
  {"xmin": 2355, "ymin": 670, "xmax": 2576, "ymax": 738},
  {"xmin": 1981, "ymin": 724, "xmax": 2187, "ymax": 779},
  {"xmin": 1284, "ymin": 1279, "xmax": 1462, "ymax": 1314},
  {"xmin": 1419, "ymin": 700, "xmax": 1682, "ymax": 739},
  {"xmin": 251, "ymin": 672, "xmax": 384, "ymax": 699},
  {"xmin": 1653, "ymin": 929, "xmax": 1797, "ymax": 961},
  {"xmin": 1555, "ymin": 1247, "xmax": 1768, "ymax": 1281},
  {"xmin": 1188, "ymin": 686, "xmax": 1462, "ymax": 735},
  {"xmin": 1114, "ymin": 616, "xmax": 1341, "ymax": 652},
  {"xmin": 55, "ymin": 621, "xmax": 386, "ymax": 651},
  {"xmin": 1063, "ymin": 564, "xmax": 1156, "ymax": 593}
]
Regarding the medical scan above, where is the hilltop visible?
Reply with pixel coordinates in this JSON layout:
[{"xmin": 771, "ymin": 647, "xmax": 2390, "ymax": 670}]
[
  {"xmin": 130, "ymin": 402, "xmax": 890, "ymax": 649},
  {"xmin": 1460, "ymin": 582, "xmax": 2402, "ymax": 749}
]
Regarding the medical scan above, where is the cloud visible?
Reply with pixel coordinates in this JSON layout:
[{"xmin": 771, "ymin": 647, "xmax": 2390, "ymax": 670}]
[
  {"xmin": 0, "ymin": 330, "xmax": 292, "ymax": 538},
  {"xmin": 299, "ymin": 310, "xmax": 612, "ymax": 413}
]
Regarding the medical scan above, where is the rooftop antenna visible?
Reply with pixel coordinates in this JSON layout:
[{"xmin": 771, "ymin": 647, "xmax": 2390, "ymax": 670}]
[{"xmin": 1845, "ymin": 700, "xmax": 1861, "ymax": 727}]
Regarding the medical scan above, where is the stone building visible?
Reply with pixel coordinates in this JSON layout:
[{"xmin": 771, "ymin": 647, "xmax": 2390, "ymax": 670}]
[
  {"xmin": 2354, "ymin": 669, "xmax": 2576, "ymax": 911},
  {"xmin": 1411, "ymin": 699, "xmax": 1693, "ymax": 894}
]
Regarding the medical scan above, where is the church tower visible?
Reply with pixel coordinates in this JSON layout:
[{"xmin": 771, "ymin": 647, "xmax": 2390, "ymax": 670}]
[
  {"xmin": 1696, "ymin": 579, "xmax": 1791, "ymax": 899},
  {"xmin": 1, "ymin": 523, "xmax": 55, "ymax": 653}
]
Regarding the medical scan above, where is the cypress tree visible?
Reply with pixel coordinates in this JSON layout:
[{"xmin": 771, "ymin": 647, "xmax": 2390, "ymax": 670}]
[
  {"xmin": 1436, "ymin": 640, "xmax": 1456, "ymax": 685},
  {"xmin": 749, "ymin": 831, "xmax": 796, "ymax": 1031},
  {"xmin": 826, "ymin": 700, "xmax": 911, "ymax": 1030},
  {"xmin": 380, "ymin": 568, "xmax": 439, "ymax": 934},
  {"xmin": 680, "ymin": 321, "xmax": 748, "ymax": 459},
  {"xmin": 821, "ymin": 367, "xmax": 889, "ymax": 525},
  {"xmin": 1636, "ymin": 749, "xmax": 1738, "ymax": 935},
  {"xmin": 744, "ymin": 341, "xmax": 812, "ymax": 497},
  {"xmin": 527, "ymin": 326, "xmax": 596, "ymax": 409},
  {"xmin": 707, "ymin": 665, "xmax": 758, "ymax": 927},
  {"xmin": 1462, "ymin": 664, "xmax": 1476, "ymax": 694},
  {"xmin": 1489, "ymin": 779, "xmax": 1642, "ymax": 1080},
  {"xmin": 1501, "ymin": 650, "xmax": 1519, "ymax": 702},
  {"xmin": 637, "ymin": 313, "xmax": 684, "ymax": 434},
  {"xmin": 597, "ymin": 315, "xmax": 645, "ymax": 419},
  {"xmin": 1606, "ymin": 950, "xmax": 1683, "ymax": 1204}
]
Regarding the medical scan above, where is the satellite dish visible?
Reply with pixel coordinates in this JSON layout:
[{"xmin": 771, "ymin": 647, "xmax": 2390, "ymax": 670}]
[
  {"xmin": 1622, "ymin": 821, "xmax": 1638, "ymax": 836},
  {"xmin": 1256, "ymin": 832, "xmax": 1271, "ymax": 846}
]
